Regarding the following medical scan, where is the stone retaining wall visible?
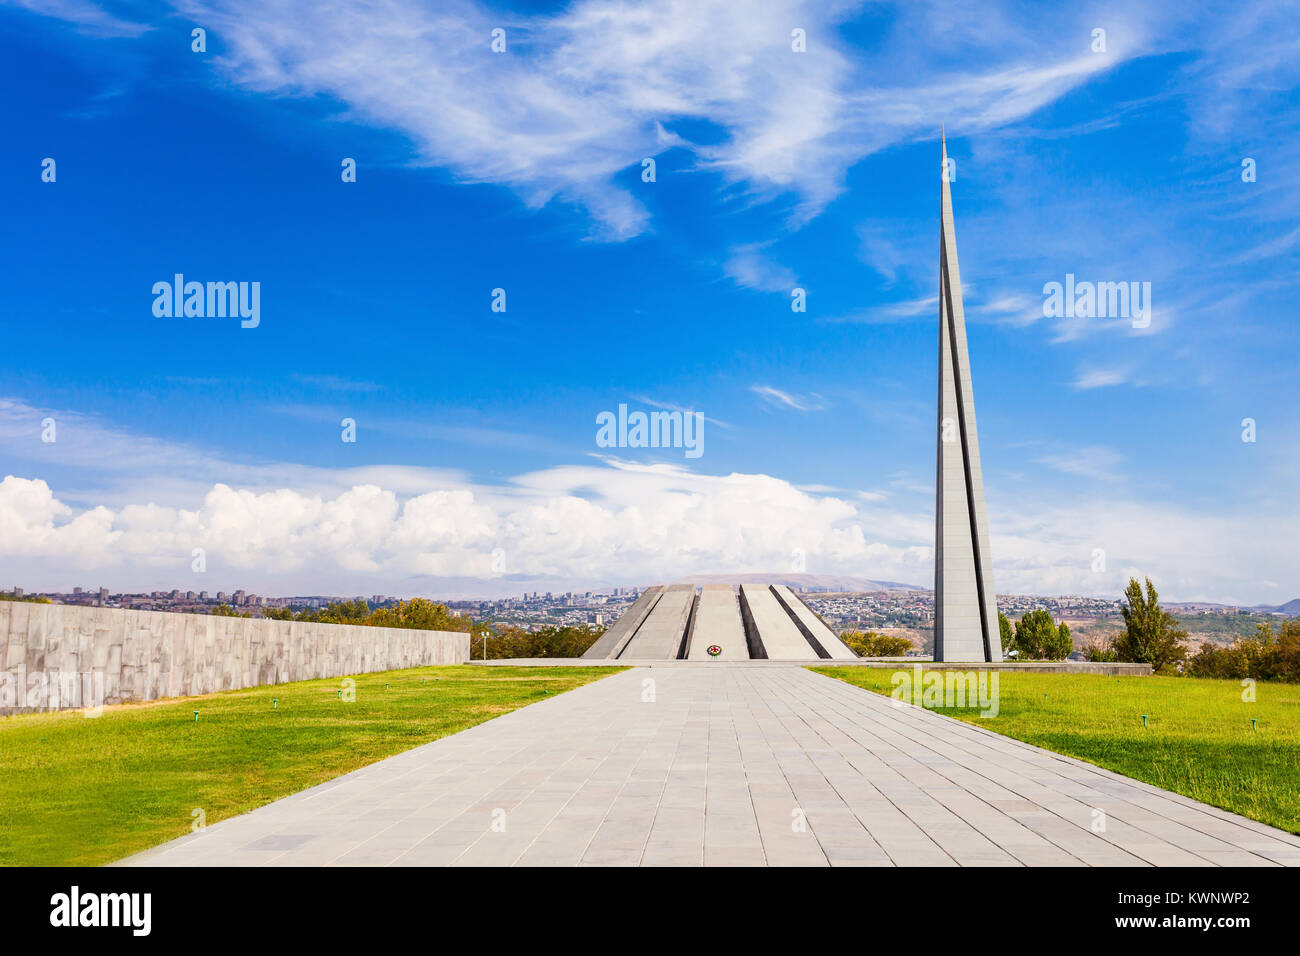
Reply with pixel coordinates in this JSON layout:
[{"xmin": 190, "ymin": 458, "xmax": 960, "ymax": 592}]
[{"xmin": 0, "ymin": 601, "xmax": 469, "ymax": 714}]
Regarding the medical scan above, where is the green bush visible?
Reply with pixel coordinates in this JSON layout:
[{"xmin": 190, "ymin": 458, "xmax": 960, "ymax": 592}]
[
  {"xmin": 210, "ymin": 603, "xmax": 250, "ymax": 618},
  {"xmin": 839, "ymin": 630, "xmax": 913, "ymax": 657},
  {"xmin": 470, "ymin": 625, "xmax": 604, "ymax": 659},
  {"xmin": 1013, "ymin": 609, "xmax": 1072, "ymax": 660},
  {"xmin": 1, "ymin": 591, "xmax": 52, "ymax": 604},
  {"xmin": 1081, "ymin": 634, "xmax": 1119, "ymax": 662},
  {"xmin": 1187, "ymin": 621, "xmax": 1300, "ymax": 683}
]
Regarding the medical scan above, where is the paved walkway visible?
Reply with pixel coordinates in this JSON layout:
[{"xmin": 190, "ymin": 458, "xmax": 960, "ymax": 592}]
[{"xmin": 121, "ymin": 666, "xmax": 1300, "ymax": 867}]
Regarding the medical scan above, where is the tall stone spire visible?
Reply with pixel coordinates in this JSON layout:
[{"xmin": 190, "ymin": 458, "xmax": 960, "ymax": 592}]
[{"xmin": 935, "ymin": 129, "xmax": 1002, "ymax": 662}]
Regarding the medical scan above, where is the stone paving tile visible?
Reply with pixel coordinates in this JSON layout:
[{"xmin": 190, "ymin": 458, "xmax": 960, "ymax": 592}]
[{"xmin": 119, "ymin": 665, "xmax": 1300, "ymax": 867}]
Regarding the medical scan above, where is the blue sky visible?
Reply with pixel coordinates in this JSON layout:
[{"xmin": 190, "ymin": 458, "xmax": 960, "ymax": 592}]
[{"xmin": 2, "ymin": 0, "xmax": 1298, "ymax": 603}]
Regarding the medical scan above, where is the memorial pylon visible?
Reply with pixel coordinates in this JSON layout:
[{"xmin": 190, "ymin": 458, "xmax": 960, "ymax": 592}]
[{"xmin": 935, "ymin": 129, "xmax": 1002, "ymax": 663}]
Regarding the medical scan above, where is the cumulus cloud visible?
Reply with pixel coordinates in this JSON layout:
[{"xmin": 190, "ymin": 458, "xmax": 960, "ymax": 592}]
[
  {"xmin": 5, "ymin": 453, "xmax": 1299, "ymax": 605},
  {"xmin": 0, "ymin": 464, "xmax": 920, "ymax": 586}
]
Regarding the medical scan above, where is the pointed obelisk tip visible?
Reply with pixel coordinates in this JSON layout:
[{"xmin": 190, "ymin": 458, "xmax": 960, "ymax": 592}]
[{"xmin": 940, "ymin": 123, "xmax": 947, "ymax": 157}]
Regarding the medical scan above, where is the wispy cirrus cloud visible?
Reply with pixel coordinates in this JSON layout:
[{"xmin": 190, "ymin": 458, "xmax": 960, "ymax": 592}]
[
  {"xmin": 750, "ymin": 385, "xmax": 823, "ymax": 412},
  {"xmin": 631, "ymin": 395, "xmax": 732, "ymax": 431},
  {"xmin": 723, "ymin": 242, "xmax": 798, "ymax": 292},
  {"xmin": 1034, "ymin": 444, "xmax": 1124, "ymax": 482},
  {"xmin": 1071, "ymin": 367, "xmax": 1131, "ymax": 390},
  {"xmin": 821, "ymin": 294, "xmax": 937, "ymax": 325},
  {"xmin": 123, "ymin": 0, "xmax": 1138, "ymax": 242},
  {"xmin": 289, "ymin": 373, "xmax": 384, "ymax": 393},
  {"xmin": 4, "ymin": 0, "xmax": 149, "ymax": 36}
]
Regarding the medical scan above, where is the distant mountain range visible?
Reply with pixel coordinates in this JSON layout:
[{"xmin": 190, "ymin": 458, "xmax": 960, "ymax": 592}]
[
  {"xmin": 672, "ymin": 573, "xmax": 924, "ymax": 592},
  {"xmin": 668, "ymin": 575, "xmax": 1300, "ymax": 613},
  {"xmin": 1167, "ymin": 599, "xmax": 1300, "ymax": 615},
  {"xmin": 1253, "ymin": 598, "xmax": 1300, "ymax": 615}
]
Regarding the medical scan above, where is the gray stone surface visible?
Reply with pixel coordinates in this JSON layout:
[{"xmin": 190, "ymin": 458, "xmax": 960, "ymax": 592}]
[
  {"xmin": 936, "ymin": 131, "xmax": 1001, "ymax": 663},
  {"xmin": 0, "ymin": 602, "xmax": 468, "ymax": 714},
  {"xmin": 738, "ymin": 584, "xmax": 816, "ymax": 659},
  {"xmin": 581, "ymin": 586, "xmax": 662, "ymax": 659},
  {"xmin": 120, "ymin": 665, "xmax": 1300, "ymax": 867},
  {"xmin": 618, "ymin": 584, "xmax": 694, "ymax": 659},
  {"xmin": 685, "ymin": 585, "xmax": 748, "ymax": 660},
  {"xmin": 771, "ymin": 585, "xmax": 857, "ymax": 659},
  {"xmin": 470, "ymin": 658, "xmax": 1153, "ymax": 674}
]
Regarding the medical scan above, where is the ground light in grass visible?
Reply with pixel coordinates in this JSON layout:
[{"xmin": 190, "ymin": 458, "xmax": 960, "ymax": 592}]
[
  {"xmin": 809, "ymin": 667, "xmax": 1300, "ymax": 835},
  {"xmin": 0, "ymin": 664, "xmax": 623, "ymax": 866}
]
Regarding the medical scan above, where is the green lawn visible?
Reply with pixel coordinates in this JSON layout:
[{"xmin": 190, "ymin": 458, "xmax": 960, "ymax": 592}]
[
  {"xmin": 0, "ymin": 664, "xmax": 622, "ymax": 866},
  {"xmin": 810, "ymin": 667, "xmax": 1300, "ymax": 834}
]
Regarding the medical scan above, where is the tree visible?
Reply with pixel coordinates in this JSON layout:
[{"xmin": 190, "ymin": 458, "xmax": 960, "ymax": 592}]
[
  {"xmin": 998, "ymin": 612, "xmax": 1015, "ymax": 655},
  {"xmin": 300, "ymin": 599, "xmax": 370, "ymax": 624},
  {"xmin": 1274, "ymin": 620, "xmax": 1300, "ymax": 683},
  {"xmin": 1014, "ymin": 609, "xmax": 1054, "ymax": 658},
  {"xmin": 1011, "ymin": 610, "xmax": 1072, "ymax": 660},
  {"xmin": 258, "ymin": 598, "xmax": 477, "ymax": 633},
  {"xmin": 364, "ymin": 598, "xmax": 470, "ymax": 632},
  {"xmin": 1187, "ymin": 620, "xmax": 1300, "ymax": 683},
  {"xmin": 470, "ymin": 624, "xmax": 605, "ymax": 659},
  {"xmin": 0, "ymin": 591, "xmax": 51, "ymax": 604},
  {"xmin": 840, "ymin": 630, "xmax": 913, "ymax": 657},
  {"xmin": 1112, "ymin": 577, "xmax": 1188, "ymax": 673},
  {"xmin": 1042, "ymin": 621, "xmax": 1073, "ymax": 660}
]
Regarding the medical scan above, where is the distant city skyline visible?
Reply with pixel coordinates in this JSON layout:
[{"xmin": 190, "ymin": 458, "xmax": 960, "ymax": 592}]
[{"xmin": 2, "ymin": 2, "xmax": 1298, "ymax": 605}]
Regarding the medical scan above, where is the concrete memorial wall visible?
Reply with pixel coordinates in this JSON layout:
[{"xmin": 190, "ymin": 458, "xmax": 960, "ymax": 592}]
[{"xmin": 0, "ymin": 601, "xmax": 469, "ymax": 715}]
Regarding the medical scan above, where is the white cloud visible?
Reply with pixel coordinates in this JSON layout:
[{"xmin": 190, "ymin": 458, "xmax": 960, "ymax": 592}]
[
  {"xmin": 0, "ymin": 396, "xmax": 472, "ymax": 508},
  {"xmin": 1033, "ymin": 445, "xmax": 1124, "ymax": 482},
  {"xmin": 723, "ymin": 242, "xmax": 798, "ymax": 292},
  {"xmin": 5, "ymin": 444, "xmax": 1300, "ymax": 604},
  {"xmin": 289, "ymin": 373, "xmax": 384, "ymax": 393},
  {"xmin": 750, "ymin": 385, "xmax": 822, "ymax": 411},
  {"xmin": 987, "ymin": 496, "xmax": 1300, "ymax": 608},
  {"xmin": 822, "ymin": 294, "xmax": 937, "ymax": 325},
  {"xmin": 142, "ymin": 0, "xmax": 1135, "ymax": 240},
  {"xmin": 972, "ymin": 291, "xmax": 1041, "ymax": 327},
  {"xmin": 13, "ymin": 396, "xmax": 1292, "ymax": 604},
  {"xmin": 1071, "ymin": 367, "xmax": 1131, "ymax": 389},
  {"xmin": 0, "ymin": 464, "xmax": 906, "ymax": 586},
  {"xmin": 5, "ymin": 0, "xmax": 149, "ymax": 36}
]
